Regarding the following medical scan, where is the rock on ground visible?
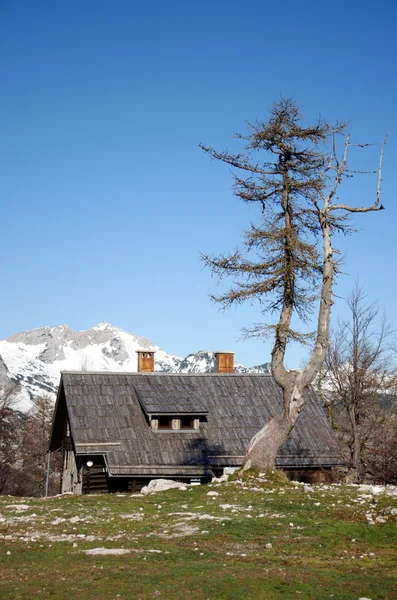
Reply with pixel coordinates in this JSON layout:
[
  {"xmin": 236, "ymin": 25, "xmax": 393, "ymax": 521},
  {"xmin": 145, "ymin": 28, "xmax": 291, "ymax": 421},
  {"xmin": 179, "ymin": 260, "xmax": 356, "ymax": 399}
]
[
  {"xmin": 82, "ymin": 548, "xmax": 131, "ymax": 555},
  {"xmin": 140, "ymin": 479, "xmax": 187, "ymax": 494}
]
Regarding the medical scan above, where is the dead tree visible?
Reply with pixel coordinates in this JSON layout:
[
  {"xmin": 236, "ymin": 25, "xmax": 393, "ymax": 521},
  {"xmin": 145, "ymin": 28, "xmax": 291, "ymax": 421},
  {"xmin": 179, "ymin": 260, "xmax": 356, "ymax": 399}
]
[{"xmin": 200, "ymin": 98, "xmax": 387, "ymax": 471}]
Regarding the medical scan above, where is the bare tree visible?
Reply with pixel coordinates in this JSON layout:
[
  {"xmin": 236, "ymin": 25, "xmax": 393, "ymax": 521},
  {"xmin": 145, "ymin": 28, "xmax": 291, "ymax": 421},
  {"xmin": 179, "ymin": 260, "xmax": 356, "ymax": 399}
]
[
  {"xmin": 200, "ymin": 98, "xmax": 387, "ymax": 471},
  {"xmin": 18, "ymin": 395, "xmax": 55, "ymax": 496},
  {"xmin": 0, "ymin": 386, "xmax": 22, "ymax": 493},
  {"xmin": 365, "ymin": 408, "xmax": 397, "ymax": 484},
  {"xmin": 319, "ymin": 285, "xmax": 396, "ymax": 482}
]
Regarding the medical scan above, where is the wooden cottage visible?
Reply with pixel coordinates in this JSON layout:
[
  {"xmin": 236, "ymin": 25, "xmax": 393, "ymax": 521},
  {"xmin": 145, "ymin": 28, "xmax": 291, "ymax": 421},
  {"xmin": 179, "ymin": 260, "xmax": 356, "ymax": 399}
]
[{"xmin": 48, "ymin": 352, "xmax": 343, "ymax": 494}]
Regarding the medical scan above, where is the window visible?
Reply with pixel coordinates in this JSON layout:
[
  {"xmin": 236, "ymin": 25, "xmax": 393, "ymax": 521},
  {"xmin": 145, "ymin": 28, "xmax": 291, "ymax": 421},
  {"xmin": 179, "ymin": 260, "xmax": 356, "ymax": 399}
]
[{"xmin": 150, "ymin": 416, "xmax": 200, "ymax": 431}]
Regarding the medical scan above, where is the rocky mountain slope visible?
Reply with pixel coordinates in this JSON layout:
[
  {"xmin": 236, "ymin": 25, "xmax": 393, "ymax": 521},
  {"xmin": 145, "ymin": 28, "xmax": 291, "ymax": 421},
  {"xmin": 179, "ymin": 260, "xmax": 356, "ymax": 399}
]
[{"xmin": 0, "ymin": 322, "xmax": 270, "ymax": 411}]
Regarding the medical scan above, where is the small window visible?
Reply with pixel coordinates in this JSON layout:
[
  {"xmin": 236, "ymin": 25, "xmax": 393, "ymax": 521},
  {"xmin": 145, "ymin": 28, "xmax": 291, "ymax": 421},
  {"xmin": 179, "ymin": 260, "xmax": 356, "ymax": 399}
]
[{"xmin": 151, "ymin": 415, "xmax": 200, "ymax": 431}]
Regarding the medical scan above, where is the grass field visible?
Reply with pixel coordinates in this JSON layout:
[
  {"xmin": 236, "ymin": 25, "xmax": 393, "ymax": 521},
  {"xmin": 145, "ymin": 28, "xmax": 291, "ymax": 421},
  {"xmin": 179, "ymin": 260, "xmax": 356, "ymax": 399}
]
[{"xmin": 0, "ymin": 471, "xmax": 396, "ymax": 600}]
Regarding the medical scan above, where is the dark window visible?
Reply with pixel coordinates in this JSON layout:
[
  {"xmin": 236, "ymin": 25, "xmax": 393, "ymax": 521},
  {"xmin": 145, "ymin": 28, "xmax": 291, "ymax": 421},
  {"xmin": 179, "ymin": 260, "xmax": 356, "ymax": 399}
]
[
  {"xmin": 180, "ymin": 416, "xmax": 195, "ymax": 430},
  {"xmin": 157, "ymin": 416, "xmax": 173, "ymax": 430}
]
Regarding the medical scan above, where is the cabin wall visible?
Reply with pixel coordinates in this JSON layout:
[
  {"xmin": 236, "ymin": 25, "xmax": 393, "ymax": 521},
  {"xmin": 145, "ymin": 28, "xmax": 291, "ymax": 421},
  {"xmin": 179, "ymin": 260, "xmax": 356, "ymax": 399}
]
[
  {"xmin": 61, "ymin": 449, "xmax": 82, "ymax": 494},
  {"xmin": 61, "ymin": 419, "xmax": 83, "ymax": 494}
]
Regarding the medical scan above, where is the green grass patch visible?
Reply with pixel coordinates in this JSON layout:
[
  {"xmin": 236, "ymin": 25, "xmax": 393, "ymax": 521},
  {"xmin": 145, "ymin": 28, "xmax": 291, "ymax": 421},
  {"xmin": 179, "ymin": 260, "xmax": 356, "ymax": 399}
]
[{"xmin": 0, "ymin": 478, "xmax": 396, "ymax": 599}]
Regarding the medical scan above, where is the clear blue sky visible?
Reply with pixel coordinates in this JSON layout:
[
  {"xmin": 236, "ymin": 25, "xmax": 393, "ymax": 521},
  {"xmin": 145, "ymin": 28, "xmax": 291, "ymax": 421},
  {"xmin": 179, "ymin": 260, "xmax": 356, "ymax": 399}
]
[{"xmin": 0, "ymin": 0, "xmax": 396, "ymax": 367}]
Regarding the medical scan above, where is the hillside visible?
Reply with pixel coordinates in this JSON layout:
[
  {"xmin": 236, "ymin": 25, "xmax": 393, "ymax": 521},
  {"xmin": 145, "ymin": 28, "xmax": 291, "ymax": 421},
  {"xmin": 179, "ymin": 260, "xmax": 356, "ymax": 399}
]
[
  {"xmin": 0, "ymin": 323, "xmax": 270, "ymax": 411},
  {"xmin": 0, "ymin": 472, "xmax": 396, "ymax": 599}
]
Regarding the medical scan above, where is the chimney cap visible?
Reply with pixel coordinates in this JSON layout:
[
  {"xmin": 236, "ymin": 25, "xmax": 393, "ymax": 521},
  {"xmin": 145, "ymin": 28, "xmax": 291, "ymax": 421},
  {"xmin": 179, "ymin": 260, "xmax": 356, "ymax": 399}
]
[
  {"xmin": 213, "ymin": 351, "xmax": 234, "ymax": 355},
  {"xmin": 136, "ymin": 349, "xmax": 156, "ymax": 353}
]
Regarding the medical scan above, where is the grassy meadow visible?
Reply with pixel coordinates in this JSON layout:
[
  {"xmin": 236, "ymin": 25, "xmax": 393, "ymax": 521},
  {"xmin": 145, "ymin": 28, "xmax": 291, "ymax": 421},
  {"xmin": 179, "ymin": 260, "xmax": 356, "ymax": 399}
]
[{"xmin": 0, "ymin": 471, "xmax": 396, "ymax": 600}]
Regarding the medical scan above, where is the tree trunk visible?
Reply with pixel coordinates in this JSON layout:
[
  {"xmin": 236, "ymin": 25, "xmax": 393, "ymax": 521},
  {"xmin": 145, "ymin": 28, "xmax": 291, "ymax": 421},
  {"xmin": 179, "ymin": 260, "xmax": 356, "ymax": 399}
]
[
  {"xmin": 345, "ymin": 406, "xmax": 360, "ymax": 483},
  {"xmin": 245, "ymin": 213, "xmax": 335, "ymax": 472},
  {"xmin": 244, "ymin": 385, "xmax": 304, "ymax": 471}
]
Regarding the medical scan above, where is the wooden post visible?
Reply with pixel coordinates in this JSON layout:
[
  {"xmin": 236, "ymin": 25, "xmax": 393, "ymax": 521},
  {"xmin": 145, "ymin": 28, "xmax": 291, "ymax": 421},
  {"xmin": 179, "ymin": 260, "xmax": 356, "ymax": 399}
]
[{"xmin": 45, "ymin": 451, "xmax": 51, "ymax": 497}]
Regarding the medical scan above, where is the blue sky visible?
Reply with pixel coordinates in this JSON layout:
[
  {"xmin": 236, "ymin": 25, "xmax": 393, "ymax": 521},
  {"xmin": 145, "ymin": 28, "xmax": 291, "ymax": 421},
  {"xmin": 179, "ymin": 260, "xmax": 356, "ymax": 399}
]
[{"xmin": 0, "ymin": 0, "xmax": 396, "ymax": 367}]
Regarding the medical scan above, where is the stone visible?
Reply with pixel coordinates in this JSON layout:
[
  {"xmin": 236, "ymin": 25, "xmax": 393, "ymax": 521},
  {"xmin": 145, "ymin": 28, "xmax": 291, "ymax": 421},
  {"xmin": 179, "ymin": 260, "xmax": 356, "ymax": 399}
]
[{"xmin": 140, "ymin": 479, "xmax": 187, "ymax": 494}]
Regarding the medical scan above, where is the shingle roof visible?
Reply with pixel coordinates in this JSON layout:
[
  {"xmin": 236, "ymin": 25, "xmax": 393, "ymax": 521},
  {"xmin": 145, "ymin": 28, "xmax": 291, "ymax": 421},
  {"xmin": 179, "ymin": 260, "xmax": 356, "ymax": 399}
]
[
  {"xmin": 133, "ymin": 376, "xmax": 208, "ymax": 415},
  {"xmin": 50, "ymin": 372, "xmax": 343, "ymax": 476}
]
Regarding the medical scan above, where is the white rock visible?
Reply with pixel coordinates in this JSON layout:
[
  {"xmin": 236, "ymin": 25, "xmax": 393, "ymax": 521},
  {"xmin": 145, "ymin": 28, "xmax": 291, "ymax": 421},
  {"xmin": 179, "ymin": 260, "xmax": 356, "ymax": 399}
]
[
  {"xmin": 207, "ymin": 492, "xmax": 219, "ymax": 497},
  {"xmin": 5, "ymin": 504, "xmax": 30, "ymax": 511},
  {"xmin": 211, "ymin": 467, "xmax": 239, "ymax": 483},
  {"xmin": 141, "ymin": 479, "xmax": 187, "ymax": 494},
  {"xmin": 357, "ymin": 484, "xmax": 397, "ymax": 497},
  {"xmin": 82, "ymin": 548, "xmax": 130, "ymax": 555}
]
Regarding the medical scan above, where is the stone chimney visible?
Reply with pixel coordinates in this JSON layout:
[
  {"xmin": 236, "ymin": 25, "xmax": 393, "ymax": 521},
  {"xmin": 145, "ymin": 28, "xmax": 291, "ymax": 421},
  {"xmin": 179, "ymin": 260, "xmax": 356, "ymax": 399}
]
[
  {"xmin": 214, "ymin": 351, "xmax": 234, "ymax": 374},
  {"xmin": 136, "ymin": 350, "xmax": 155, "ymax": 373}
]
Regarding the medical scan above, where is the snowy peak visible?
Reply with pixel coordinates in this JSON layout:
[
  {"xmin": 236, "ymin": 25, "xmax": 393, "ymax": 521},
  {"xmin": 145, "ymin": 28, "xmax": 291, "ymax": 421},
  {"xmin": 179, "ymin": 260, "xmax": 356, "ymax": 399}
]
[
  {"xmin": 178, "ymin": 350, "xmax": 215, "ymax": 373},
  {"xmin": 91, "ymin": 321, "xmax": 112, "ymax": 332}
]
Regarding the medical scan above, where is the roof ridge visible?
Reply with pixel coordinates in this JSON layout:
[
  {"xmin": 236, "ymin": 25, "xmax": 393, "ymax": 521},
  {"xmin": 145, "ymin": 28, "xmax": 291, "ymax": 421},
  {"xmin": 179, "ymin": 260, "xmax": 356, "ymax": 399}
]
[{"xmin": 60, "ymin": 371, "xmax": 273, "ymax": 377}]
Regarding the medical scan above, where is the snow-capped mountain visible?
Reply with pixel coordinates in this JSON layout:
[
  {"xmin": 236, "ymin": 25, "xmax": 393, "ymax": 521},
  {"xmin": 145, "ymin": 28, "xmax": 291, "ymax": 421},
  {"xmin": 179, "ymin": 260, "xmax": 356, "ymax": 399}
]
[{"xmin": 0, "ymin": 322, "xmax": 270, "ymax": 411}]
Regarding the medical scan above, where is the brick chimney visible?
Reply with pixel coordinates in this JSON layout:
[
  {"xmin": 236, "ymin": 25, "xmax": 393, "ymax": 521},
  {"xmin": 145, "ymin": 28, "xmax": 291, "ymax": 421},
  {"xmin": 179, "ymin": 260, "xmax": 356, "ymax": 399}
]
[
  {"xmin": 136, "ymin": 350, "xmax": 155, "ymax": 373},
  {"xmin": 214, "ymin": 352, "xmax": 234, "ymax": 374}
]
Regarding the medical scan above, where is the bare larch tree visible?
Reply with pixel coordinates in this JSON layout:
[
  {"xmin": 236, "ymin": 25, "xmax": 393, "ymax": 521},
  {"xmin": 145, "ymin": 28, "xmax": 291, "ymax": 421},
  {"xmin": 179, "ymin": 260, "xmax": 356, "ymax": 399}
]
[{"xmin": 200, "ymin": 98, "xmax": 387, "ymax": 471}]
